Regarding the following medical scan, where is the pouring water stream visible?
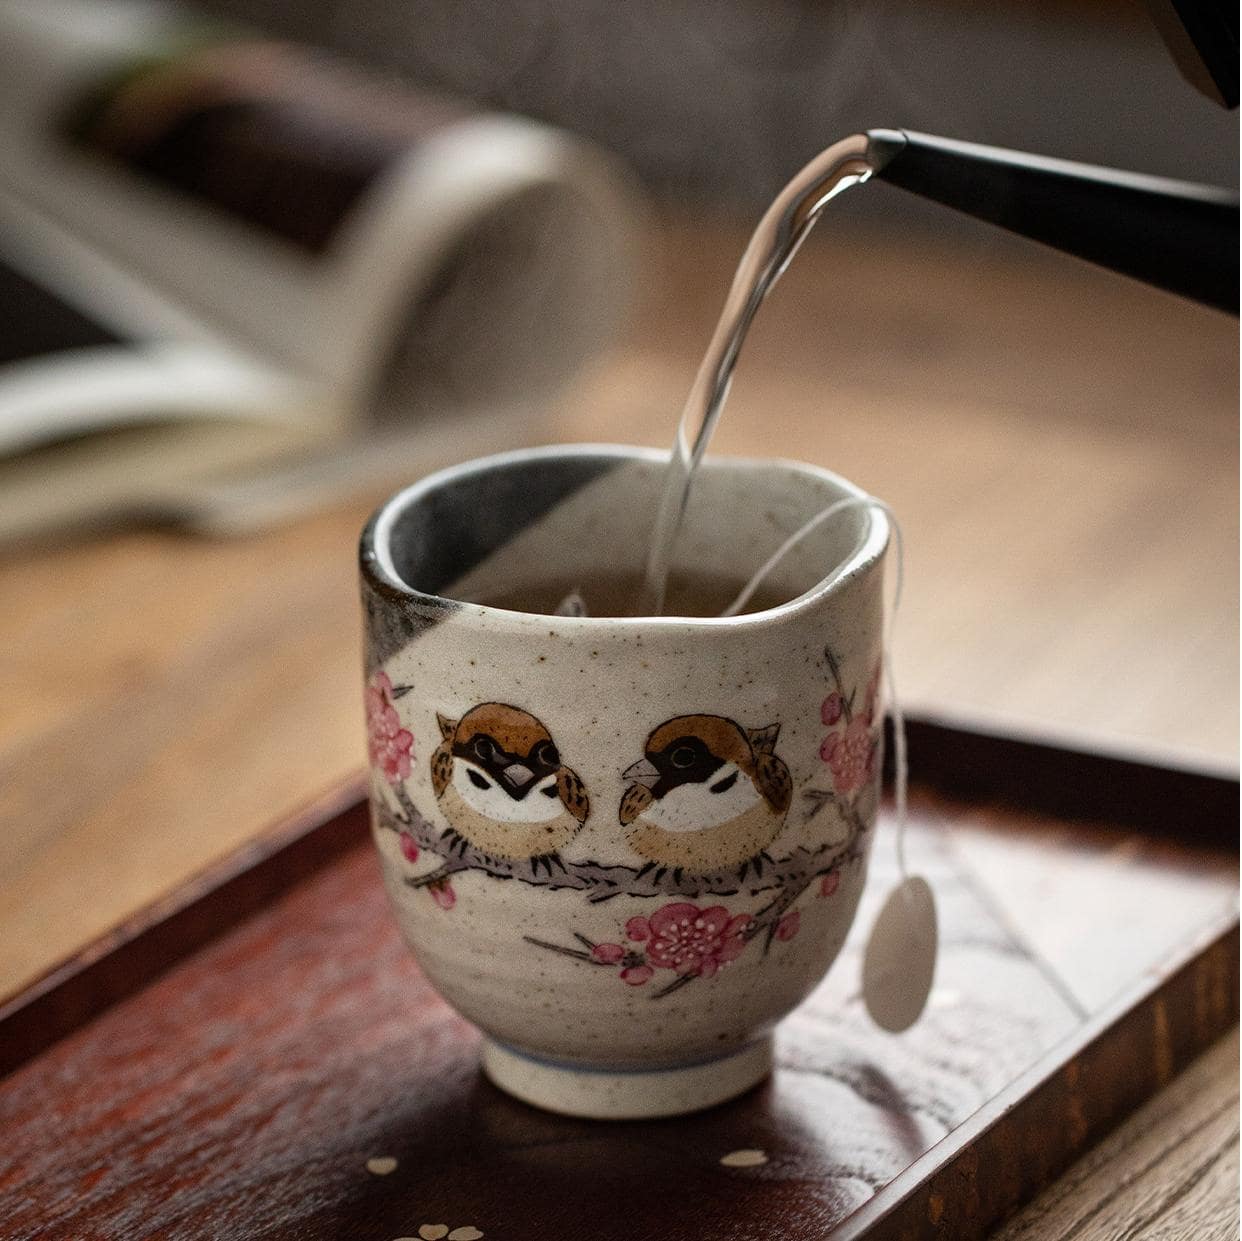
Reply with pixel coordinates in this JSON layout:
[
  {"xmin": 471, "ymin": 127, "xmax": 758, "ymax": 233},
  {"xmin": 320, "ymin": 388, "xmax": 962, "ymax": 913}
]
[{"xmin": 636, "ymin": 132, "xmax": 876, "ymax": 615}]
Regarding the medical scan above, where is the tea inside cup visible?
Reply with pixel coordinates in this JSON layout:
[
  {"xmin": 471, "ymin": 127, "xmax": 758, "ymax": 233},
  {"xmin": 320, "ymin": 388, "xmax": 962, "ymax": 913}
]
[{"xmin": 366, "ymin": 444, "xmax": 878, "ymax": 622}]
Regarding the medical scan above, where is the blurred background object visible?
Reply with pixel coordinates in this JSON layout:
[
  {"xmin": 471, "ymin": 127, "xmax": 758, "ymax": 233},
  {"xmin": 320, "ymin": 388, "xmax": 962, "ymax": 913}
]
[
  {"xmin": 0, "ymin": 0, "xmax": 639, "ymax": 541},
  {"xmin": 0, "ymin": 0, "xmax": 1234, "ymax": 545},
  {"xmin": 1143, "ymin": 0, "xmax": 1238, "ymax": 107},
  {"xmin": 198, "ymin": 0, "xmax": 1238, "ymax": 208}
]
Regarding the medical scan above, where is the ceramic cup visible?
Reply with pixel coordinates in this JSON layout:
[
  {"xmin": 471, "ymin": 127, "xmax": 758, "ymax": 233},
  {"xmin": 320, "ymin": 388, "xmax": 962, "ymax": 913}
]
[{"xmin": 360, "ymin": 444, "xmax": 889, "ymax": 1119}]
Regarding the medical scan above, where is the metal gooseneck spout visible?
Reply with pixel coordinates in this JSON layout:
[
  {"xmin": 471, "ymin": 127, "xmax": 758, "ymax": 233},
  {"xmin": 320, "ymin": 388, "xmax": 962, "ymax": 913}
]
[{"xmin": 864, "ymin": 128, "xmax": 1239, "ymax": 315}]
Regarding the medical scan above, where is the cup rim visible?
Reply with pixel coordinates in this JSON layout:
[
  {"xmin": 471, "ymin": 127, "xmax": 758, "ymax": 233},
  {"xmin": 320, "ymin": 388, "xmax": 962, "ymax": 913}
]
[{"xmin": 360, "ymin": 443, "xmax": 890, "ymax": 630}]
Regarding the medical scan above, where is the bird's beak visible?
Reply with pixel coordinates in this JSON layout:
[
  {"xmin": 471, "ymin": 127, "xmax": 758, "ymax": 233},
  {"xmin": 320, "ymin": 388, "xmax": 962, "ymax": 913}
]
[
  {"xmin": 622, "ymin": 758, "xmax": 660, "ymax": 789},
  {"xmin": 502, "ymin": 762, "xmax": 536, "ymax": 788}
]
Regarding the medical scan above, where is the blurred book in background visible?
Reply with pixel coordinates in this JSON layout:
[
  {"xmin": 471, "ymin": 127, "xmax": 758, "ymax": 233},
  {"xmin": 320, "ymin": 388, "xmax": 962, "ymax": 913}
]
[{"xmin": 0, "ymin": 0, "xmax": 639, "ymax": 542}]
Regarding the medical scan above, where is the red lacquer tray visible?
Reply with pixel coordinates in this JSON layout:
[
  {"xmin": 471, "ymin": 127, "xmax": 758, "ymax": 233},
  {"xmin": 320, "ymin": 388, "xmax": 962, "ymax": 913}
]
[{"xmin": 0, "ymin": 715, "xmax": 1236, "ymax": 1240}]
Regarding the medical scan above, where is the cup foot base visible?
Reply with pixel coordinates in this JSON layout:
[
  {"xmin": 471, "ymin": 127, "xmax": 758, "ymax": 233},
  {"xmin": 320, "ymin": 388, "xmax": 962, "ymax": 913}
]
[{"xmin": 480, "ymin": 1036, "xmax": 774, "ymax": 1120}]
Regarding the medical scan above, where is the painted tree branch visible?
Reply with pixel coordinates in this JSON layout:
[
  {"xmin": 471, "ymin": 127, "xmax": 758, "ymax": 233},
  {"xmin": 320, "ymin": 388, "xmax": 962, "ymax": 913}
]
[
  {"xmin": 404, "ymin": 861, "xmax": 461, "ymax": 890},
  {"xmin": 521, "ymin": 855, "xmax": 844, "ymax": 1000},
  {"xmin": 823, "ymin": 645, "xmax": 855, "ymax": 723},
  {"xmin": 376, "ymin": 781, "xmax": 868, "ymax": 902}
]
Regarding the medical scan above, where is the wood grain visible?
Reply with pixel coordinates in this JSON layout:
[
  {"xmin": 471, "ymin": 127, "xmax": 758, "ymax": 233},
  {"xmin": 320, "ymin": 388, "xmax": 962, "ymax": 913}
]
[
  {"xmin": 0, "ymin": 771, "xmax": 1234, "ymax": 1241},
  {"xmin": 0, "ymin": 779, "xmax": 366, "ymax": 1077},
  {"xmin": 995, "ymin": 1028, "xmax": 1239, "ymax": 1241}
]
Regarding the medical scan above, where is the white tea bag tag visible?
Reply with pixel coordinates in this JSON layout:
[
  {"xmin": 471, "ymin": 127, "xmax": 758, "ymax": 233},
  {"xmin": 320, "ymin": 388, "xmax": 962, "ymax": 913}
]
[{"xmin": 862, "ymin": 875, "xmax": 937, "ymax": 1032}]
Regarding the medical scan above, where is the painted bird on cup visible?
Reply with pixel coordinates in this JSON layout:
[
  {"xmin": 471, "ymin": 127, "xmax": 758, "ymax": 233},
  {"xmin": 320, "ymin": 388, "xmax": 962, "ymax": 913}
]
[
  {"xmin": 619, "ymin": 714, "xmax": 792, "ymax": 872},
  {"xmin": 431, "ymin": 703, "xmax": 589, "ymax": 864}
]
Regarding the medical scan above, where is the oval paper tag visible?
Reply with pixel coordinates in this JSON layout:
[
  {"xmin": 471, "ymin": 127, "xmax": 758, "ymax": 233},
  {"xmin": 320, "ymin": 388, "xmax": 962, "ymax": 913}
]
[{"xmin": 862, "ymin": 875, "xmax": 937, "ymax": 1032}]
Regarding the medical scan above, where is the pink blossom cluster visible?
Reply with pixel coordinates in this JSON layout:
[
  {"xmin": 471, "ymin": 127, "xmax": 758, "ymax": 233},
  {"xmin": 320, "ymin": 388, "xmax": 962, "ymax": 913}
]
[
  {"xmin": 366, "ymin": 670, "xmax": 414, "ymax": 784},
  {"xmin": 818, "ymin": 660, "xmax": 882, "ymax": 795},
  {"xmin": 395, "ymin": 832, "xmax": 454, "ymax": 909},
  {"xmin": 589, "ymin": 900, "xmax": 802, "ymax": 987},
  {"xmin": 427, "ymin": 878, "xmax": 456, "ymax": 910}
]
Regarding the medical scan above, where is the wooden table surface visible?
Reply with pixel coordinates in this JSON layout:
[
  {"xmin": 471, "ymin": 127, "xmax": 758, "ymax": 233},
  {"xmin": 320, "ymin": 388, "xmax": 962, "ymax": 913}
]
[{"xmin": 1, "ymin": 213, "xmax": 1237, "ymax": 1235}]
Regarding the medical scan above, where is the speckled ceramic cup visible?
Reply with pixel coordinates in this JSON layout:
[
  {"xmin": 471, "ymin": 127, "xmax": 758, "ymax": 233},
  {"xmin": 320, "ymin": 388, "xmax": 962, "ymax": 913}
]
[{"xmin": 360, "ymin": 444, "xmax": 889, "ymax": 1119}]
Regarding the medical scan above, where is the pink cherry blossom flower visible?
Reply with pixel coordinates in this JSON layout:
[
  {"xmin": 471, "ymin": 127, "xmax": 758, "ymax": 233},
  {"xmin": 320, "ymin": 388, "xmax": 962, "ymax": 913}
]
[
  {"xmin": 591, "ymin": 942, "xmax": 625, "ymax": 965},
  {"xmin": 821, "ymin": 691, "xmax": 843, "ymax": 725},
  {"xmin": 364, "ymin": 670, "xmax": 396, "ymax": 727},
  {"xmin": 398, "ymin": 833, "xmax": 420, "ymax": 864},
  {"xmin": 429, "ymin": 880, "xmax": 455, "ymax": 910},
  {"xmin": 625, "ymin": 916, "xmax": 651, "ymax": 943},
  {"xmin": 775, "ymin": 911, "xmax": 801, "ymax": 942},
  {"xmin": 643, "ymin": 903, "xmax": 752, "ymax": 978},
  {"xmin": 819, "ymin": 872, "xmax": 840, "ymax": 898},
  {"xmin": 621, "ymin": 965, "xmax": 654, "ymax": 986},
  {"xmin": 366, "ymin": 671, "xmax": 414, "ymax": 784},
  {"xmin": 820, "ymin": 715, "xmax": 876, "ymax": 795}
]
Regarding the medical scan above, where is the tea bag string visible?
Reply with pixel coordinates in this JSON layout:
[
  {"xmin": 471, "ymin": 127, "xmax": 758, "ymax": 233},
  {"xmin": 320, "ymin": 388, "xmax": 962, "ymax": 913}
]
[{"xmin": 721, "ymin": 496, "xmax": 909, "ymax": 878}]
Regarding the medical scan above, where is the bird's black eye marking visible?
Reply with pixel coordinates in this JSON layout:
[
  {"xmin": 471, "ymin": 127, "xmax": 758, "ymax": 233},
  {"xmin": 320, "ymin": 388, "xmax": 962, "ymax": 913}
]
[
  {"xmin": 468, "ymin": 769, "xmax": 491, "ymax": 790},
  {"xmin": 709, "ymin": 770, "xmax": 739, "ymax": 794},
  {"xmin": 540, "ymin": 785, "xmax": 559, "ymax": 798},
  {"xmin": 472, "ymin": 737, "xmax": 495, "ymax": 761},
  {"xmin": 533, "ymin": 740, "xmax": 560, "ymax": 769},
  {"xmin": 670, "ymin": 745, "xmax": 697, "ymax": 769}
]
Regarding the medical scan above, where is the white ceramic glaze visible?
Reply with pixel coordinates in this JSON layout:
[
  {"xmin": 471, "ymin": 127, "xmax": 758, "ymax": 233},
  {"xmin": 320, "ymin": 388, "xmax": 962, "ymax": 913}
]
[{"xmin": 360, "ymin": 444, "xmax": 889, "ymax": 1118}]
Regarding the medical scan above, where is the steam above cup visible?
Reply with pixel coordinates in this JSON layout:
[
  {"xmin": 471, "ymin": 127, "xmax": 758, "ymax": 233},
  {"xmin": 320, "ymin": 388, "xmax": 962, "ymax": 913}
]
[{"xmin": 359, "ymin": 444, "xmax": 890, "ymax": 1119}]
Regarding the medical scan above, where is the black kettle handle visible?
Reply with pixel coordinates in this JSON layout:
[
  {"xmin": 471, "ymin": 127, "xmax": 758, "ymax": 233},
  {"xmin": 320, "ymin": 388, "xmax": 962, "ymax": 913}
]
[{"xmin": 866, "ymin": 129, "xmax": 1239, "ymax": 315}]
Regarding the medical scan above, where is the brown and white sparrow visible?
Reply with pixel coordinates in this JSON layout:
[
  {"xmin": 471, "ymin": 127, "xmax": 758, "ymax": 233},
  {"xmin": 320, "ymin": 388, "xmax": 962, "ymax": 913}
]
[
  {"xmin": 619, "ymin": 714, "xmax": 791, "ymax": 871},
  {"xmin": 431, "ymin": 702, "xmax": 589, "ymax": 862}
]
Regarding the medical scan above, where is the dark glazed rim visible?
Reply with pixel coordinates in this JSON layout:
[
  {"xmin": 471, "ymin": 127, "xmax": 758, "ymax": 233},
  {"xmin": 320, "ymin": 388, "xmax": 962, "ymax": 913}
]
[{"xmin": 359, "ymin": 443, "xmax": 890, "ymax": 630}]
